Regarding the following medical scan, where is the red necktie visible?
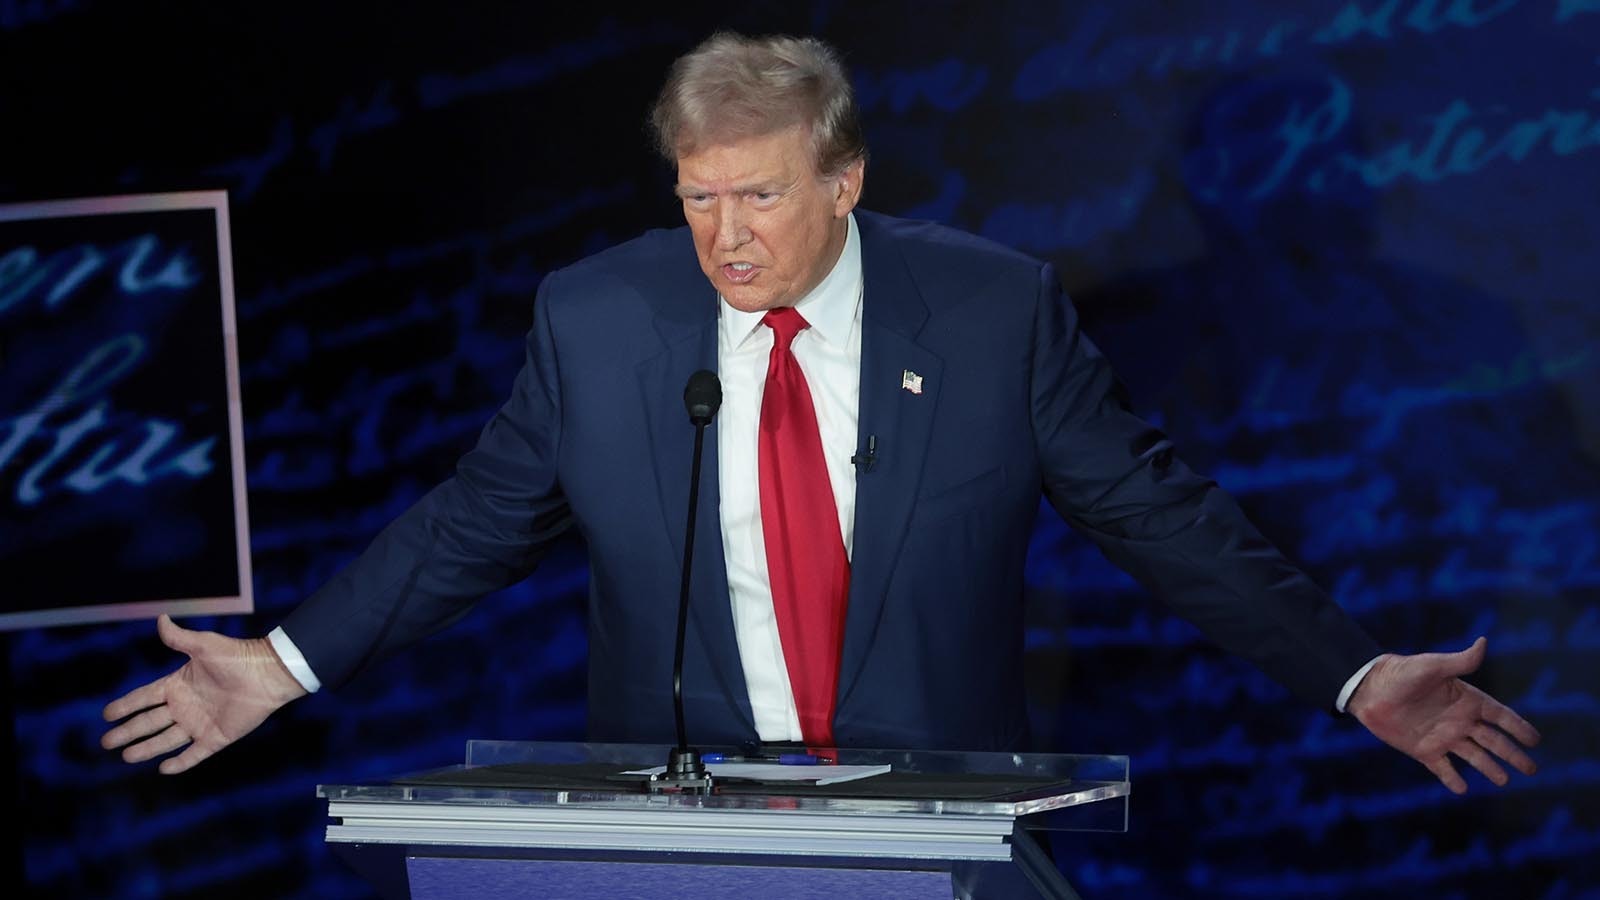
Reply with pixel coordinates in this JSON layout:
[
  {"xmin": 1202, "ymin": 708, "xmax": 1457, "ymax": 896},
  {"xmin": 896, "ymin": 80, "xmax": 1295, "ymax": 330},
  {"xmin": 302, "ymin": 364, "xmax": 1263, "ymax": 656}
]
[{"xmin": 758, "ymin": 307, "xmax": 850, "ymax": 747}]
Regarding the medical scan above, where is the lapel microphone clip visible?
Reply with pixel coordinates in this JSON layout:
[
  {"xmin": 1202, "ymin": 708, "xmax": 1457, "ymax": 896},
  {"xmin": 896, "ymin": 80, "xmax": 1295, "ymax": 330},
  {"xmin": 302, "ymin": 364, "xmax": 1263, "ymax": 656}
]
[{"xmin": 851, "ymin": 434, "xmax": 878, "ymax": 473}]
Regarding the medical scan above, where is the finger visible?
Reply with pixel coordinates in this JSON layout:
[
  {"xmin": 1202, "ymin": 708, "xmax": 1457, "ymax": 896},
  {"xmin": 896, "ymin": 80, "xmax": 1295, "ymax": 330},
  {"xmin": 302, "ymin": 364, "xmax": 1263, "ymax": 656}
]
[
  {"xmin": 1483, "ymin": 699, "xmax": 1542, "ymax": 749},
  {"xmin": 123, "ymin": 726, "xmax": 191, "ymax": 765},
  {"xmin": 158, "ymin": 738, "xmax": 217, "ymax": 775},
  {"xmin": 156, "ymin": 613, "xmax": 203, "ymax": 655},
  {"xmin": 103, "ymin": 677, "xmax": 171, "ymax": 723},
  {"xmin": 101, "ymin": 705, "xmax": 174, "ymax": 750},
  {"xmin": 1472, "ymin": 724, "xmax": 1538, "ymax": 776},
  {"xmin": 1452, "ymin": 738, "xmax": 1510, "ymax": 788},
  {"xmin": 1424, "ymin": 755, "xmax": 1469, "ymax": 795},
  {"xmin": 1436, "ymin": 636, "xmax": 1488, "ymax": 678}
]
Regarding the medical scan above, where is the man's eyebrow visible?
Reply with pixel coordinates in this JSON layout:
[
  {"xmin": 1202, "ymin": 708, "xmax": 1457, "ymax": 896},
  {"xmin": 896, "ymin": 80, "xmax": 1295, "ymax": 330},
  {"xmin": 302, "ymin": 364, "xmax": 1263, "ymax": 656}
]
[{"xmin": 673, "ymin": 180, "xmax": 790, "ymax": 199}]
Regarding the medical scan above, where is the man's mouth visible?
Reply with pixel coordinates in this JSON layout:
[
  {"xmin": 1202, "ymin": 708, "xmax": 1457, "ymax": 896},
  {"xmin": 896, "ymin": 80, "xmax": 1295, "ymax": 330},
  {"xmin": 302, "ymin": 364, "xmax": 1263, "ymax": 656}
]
[{"xmin": 722, "ymin": 262, "xmax": 758, "ymax": 284}]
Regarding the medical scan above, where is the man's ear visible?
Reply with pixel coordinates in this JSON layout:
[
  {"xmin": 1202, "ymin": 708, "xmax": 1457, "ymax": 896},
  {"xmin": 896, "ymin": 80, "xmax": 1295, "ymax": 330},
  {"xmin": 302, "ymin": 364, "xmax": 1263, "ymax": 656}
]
[{"xmin": 833, "ymin": 158, "xmax": 866, "ymax": 217}]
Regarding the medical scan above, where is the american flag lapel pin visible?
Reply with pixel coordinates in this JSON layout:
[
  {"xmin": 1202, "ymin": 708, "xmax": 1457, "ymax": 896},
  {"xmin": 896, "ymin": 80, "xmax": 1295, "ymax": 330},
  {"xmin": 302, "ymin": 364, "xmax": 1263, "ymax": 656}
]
[{"xmin": 901, "ymin": 369, "xmax": 924, "ymax": 395}]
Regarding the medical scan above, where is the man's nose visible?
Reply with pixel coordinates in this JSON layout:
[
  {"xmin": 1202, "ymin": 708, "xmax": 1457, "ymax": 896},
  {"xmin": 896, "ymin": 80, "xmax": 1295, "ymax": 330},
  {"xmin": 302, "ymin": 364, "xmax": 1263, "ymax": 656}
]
[{"xmin": 714, "ymin": 204, "xmax": 751, "ymax": 250}]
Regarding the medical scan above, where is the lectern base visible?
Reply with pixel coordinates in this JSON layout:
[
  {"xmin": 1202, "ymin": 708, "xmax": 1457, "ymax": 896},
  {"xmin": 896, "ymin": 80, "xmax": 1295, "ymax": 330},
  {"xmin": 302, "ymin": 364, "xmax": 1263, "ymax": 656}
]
[
  {"xmin": 407, "ymin": 856, "xmax": 953, "ymax": 899},
  {"xmin": 335, "ymin": 827, "xmax": 1081, "ymax": 900}
]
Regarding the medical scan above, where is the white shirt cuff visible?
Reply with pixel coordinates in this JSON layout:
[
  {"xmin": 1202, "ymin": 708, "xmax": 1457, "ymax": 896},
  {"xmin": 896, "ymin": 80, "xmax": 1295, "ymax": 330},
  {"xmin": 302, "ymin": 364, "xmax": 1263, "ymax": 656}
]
[
  {"xmin": 267, "ymin": 626, "xmax": 323, "ymax": 694},
  {"xmin": 1335, "ymin": 655, "xmax": 1384, "ymax": 713}
]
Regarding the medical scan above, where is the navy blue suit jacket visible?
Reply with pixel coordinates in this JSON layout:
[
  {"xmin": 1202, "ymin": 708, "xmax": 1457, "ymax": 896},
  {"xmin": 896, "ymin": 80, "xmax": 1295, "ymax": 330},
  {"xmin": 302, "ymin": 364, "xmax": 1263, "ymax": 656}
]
[{"xmin": 281, "ymin": 211, "xmax": 1380, "ymax": 751}]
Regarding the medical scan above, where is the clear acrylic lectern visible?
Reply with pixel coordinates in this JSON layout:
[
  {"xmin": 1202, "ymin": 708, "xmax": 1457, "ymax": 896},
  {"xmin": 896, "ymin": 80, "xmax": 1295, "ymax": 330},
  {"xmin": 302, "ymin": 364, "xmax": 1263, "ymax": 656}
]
[{"xmin": 318, "ymin": 740, "xmax": 1130, "ymax": 900}]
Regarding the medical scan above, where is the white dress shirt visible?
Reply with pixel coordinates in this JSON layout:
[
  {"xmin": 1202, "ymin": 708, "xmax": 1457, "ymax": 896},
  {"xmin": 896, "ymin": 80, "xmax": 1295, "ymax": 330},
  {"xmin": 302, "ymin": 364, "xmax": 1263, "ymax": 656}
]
[
  {"xmin": 717, "ymin": 213, "xmax": 864, "ymax": 741},
  {"xmin": 268, "ymin": 210, "xmax": 1376, "ymax": 721}
]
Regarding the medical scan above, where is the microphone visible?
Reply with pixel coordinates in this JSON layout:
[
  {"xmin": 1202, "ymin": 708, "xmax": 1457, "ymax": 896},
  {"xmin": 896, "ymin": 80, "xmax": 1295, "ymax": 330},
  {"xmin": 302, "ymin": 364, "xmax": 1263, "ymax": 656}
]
[
  {"xmin": 653, "ymin": 370, "xmax": 721, "ymax": 794},
  {"xmin": 851, "ymin": 434, "xmax": 878, "ymax": 472},
  {"xmin": 684, "ymin": 369, "xmax": 721, "ymax": 426}
]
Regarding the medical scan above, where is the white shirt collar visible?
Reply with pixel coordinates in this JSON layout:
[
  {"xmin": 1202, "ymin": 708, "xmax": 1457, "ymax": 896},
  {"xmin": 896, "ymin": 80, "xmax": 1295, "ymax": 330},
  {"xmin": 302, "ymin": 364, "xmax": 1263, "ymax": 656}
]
[{"xmin": 719, "ymin": 212, "xmax": 862, "ymax": 351}]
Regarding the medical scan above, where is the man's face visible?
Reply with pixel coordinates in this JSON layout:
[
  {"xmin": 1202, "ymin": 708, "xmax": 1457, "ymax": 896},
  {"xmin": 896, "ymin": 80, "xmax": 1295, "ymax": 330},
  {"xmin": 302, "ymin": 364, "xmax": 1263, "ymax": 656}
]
[{"xmin": 676, "ymin": 126, "xmax": 864, "ymax": 313}]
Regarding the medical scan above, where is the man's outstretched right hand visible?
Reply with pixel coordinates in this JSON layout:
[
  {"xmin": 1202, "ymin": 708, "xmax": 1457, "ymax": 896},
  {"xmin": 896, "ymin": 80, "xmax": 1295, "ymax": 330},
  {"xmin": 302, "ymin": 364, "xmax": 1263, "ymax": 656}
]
[{"xmin": 102, "ymin": 614, "xmax": 308, "ymax": 774}]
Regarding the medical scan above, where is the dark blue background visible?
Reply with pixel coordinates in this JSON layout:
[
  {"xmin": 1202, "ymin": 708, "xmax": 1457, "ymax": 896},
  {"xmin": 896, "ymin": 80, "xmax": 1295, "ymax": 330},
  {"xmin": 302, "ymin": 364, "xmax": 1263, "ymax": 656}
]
[{"xmin": 2, "ymin": 1, "xmax": 1597, "ymax": 897}]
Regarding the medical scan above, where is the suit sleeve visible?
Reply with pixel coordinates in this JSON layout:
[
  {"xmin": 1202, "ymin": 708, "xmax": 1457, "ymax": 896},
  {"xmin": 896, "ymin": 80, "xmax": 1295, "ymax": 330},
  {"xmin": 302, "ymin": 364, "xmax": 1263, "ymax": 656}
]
[
  {"xmin": 278, "ymin": 269, "xmax": 576, "ymax": 690},
  {"xmin": 1028, "ymin": 262, "xmax": 1381, "ymax": 710}
]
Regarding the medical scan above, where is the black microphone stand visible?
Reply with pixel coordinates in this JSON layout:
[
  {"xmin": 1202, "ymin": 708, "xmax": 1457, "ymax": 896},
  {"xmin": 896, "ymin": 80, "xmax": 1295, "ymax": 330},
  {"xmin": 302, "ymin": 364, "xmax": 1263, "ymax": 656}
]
[{"xmin": 650, "ymin": 370, "xmax": 719, "ymax": 794}]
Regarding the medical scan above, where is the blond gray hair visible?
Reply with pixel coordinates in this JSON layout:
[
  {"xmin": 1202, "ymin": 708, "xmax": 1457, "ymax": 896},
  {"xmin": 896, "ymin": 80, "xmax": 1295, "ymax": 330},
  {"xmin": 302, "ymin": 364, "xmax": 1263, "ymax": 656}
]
[{"xmin": 650, "ymin": 32, "xmax": 867, "ymax": 177}]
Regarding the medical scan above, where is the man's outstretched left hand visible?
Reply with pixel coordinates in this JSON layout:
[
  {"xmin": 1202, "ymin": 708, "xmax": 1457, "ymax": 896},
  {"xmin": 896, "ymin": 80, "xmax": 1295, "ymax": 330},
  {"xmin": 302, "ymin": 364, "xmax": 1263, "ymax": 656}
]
[{"xmin": 1347, "ymin": 636, "xmax": 1540, "ymax": 794}]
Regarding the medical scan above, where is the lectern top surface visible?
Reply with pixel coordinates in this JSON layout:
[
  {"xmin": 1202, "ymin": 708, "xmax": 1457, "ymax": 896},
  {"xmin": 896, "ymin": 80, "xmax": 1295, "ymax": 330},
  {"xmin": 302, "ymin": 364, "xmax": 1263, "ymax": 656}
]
[{"xmin": 317, "ymin": 740, "xmax": 1130, "ymax": 819}]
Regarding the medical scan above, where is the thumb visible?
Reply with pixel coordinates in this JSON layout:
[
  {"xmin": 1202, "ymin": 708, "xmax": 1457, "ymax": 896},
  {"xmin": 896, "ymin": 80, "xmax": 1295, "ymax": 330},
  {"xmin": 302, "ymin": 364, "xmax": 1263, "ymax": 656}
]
[
  {"xmin": 1437, "ymin": 635, "xmax": 1488, "ymax": 678},
  {"xmin": 156, "ymin": 613, "xmax": 201, "ymax": 656}
]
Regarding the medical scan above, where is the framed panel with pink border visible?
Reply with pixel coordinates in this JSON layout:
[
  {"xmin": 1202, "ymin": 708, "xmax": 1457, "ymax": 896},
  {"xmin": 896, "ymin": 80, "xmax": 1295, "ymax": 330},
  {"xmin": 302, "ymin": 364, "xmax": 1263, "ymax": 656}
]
[{"xmin": 0, "ymin": 190, "xmax": 252, "ymax": 629}]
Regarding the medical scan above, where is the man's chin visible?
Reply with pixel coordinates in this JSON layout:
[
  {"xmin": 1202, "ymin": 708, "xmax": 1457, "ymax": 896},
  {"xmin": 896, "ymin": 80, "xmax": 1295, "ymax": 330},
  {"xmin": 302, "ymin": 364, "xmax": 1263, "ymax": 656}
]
[{"xmin": 716, "ymin": 286, "xmax": 785, "ymax": 313}]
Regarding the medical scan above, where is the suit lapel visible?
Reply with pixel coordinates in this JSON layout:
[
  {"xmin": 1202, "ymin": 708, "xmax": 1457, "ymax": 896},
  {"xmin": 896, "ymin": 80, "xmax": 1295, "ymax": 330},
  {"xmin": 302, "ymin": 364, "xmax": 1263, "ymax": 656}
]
[
  {"xmin": 838, "ymin": 215, "xmax": 944, "ymax": 710},
  {"xmin": 635, "ymin": 272, "xmax": 754, "ymax": 735}
]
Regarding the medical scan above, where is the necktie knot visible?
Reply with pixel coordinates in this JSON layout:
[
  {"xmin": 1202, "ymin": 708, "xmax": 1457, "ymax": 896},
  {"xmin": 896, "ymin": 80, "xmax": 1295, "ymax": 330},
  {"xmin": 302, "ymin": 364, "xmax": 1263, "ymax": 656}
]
[{"xmin": 762, "ymin": 307, "xmax": 809, "ymax": 352}]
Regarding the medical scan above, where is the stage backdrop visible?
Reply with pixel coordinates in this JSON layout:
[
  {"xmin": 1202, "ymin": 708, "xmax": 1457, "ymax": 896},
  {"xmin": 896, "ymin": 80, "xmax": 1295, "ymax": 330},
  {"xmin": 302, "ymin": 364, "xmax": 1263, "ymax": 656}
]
[{"xmin": 2, "ymin": 2, "xmax": 1596, "ymax": 898}]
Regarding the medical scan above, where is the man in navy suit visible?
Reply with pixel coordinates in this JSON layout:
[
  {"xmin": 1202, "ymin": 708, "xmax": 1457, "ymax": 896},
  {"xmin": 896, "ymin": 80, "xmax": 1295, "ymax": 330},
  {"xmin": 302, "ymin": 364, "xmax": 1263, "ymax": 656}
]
[{"xmin": 105, "ymin": 33, "xmax": 1538, "ymax": 793}]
